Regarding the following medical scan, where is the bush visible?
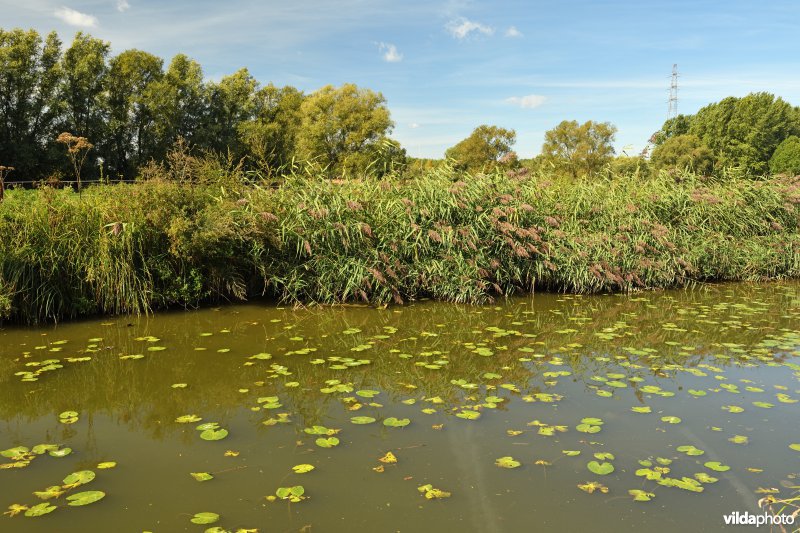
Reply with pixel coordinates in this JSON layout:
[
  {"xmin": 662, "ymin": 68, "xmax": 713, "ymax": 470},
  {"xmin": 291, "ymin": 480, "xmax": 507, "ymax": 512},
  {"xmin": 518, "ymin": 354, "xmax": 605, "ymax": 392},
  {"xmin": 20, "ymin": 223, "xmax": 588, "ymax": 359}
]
[
  {"xmin": 608, "ymin": 156, "xmax": 650, "ymax": 179},
  {"xmin": 650, "ymin": 134, "xmax": 715, "ymax": 175},
  {"xmin": 770, "ymin": 136, "xmax": 800, "ymax": 176}
]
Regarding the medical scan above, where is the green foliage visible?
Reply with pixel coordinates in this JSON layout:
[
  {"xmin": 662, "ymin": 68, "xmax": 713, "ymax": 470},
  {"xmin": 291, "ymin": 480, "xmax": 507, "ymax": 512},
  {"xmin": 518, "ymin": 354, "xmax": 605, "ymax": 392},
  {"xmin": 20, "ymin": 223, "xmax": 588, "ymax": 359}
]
[
  {"xmin": 0, "ymin": 28, "xmax": 63, "ymax": 179},
  {"xmin": 769, "ymin": 136, "xmax": 800, "ymax": 175},
  {"xmin": 238, "ymin": 84, "xmax": 304, "ymax": 173},
  {"xmin": 2, "ymin": 162, "xmax": 800, "ymax": 324},
  {"xmin": 59, "ymin": 32, "xmax": 110, "ymax": 161},
  {"xmin": 103, "ymin": 49, "xmax": 164, "ymax": 179},
  {"xmin": 541, "ymin": 120, "xmax": 617, "ymax": 177},
  {"xmin": 689, "ymin": 92, "xmax": 800, "ymax": 175},
  {"xmin": 650, "ymin": 134, "xmax": 715, "ymax": 175},
  {"xmin": 650, "ymin": 114, "xmax": 693, "ymax": 146},
  {"xmin": 608, "ymin": 156, "xmax": 650, "ymax": 179},
  {"xmin": 142, "ymin": 54, "xmax": 206, "ymax": 160},
  {"xmin": 445, "ymin": 125, "xmax": 517, "ymax": 173},
  {"xmin": 296, "ymin": 84, "xmax": 393, "ymax": 177}
]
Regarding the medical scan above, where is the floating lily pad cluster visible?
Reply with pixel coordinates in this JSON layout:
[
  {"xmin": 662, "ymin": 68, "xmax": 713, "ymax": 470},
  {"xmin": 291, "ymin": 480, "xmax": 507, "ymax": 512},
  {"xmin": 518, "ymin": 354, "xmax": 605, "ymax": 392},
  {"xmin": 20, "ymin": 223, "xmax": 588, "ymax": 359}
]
[{"xmin": 4, "ymin": 468, "xmax": 109, "ymax": 518}]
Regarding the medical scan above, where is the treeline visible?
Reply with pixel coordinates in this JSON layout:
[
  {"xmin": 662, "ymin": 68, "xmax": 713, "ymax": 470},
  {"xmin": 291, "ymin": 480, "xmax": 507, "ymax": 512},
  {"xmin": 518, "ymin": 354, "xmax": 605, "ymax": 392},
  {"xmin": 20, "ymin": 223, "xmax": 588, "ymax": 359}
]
[
  {"xmin": 3, "ymin": 28, "xmax": 800, "ymax": 185},
  {"xmin": 447, "ymin": 94, "xmax": 800, "ymax": 178},
  {"xmin": 0, "ymin": 28, "xmax": 404, "ymax": 182}
]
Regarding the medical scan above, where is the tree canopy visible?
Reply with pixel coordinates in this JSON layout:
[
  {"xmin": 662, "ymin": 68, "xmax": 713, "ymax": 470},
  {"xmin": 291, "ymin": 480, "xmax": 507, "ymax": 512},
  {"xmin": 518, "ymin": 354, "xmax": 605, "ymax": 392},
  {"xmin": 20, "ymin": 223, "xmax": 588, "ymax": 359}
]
[
  {"xmin": 769, "ymin": 135, "xmax": 800, "ymax": 175},
  {"xmin": 541, "ymin": 120, "xmax": 616, "ymax": 177},
  {"xmin": 650, "ymin": 134, "xmax": 714, "ymax": 175},
  {"xmin": 296, "ymin": 84, "xmax": 393, "ymax": 176},
  {"xmin": 0, "ymin": 29, "xmax": 399, "ymax": 182},
  {"xmin": 652, "ymin": 92, "xmax": 800, "ymax": 175},
  {"xmin": 445, "ymin": 125, "xmax": 517, "ymax": 173}
]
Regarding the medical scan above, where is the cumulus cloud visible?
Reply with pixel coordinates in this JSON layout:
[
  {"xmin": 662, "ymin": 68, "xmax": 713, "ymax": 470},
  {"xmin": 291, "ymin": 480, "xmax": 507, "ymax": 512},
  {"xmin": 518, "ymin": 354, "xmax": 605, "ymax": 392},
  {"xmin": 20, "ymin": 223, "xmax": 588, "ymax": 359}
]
[
  {"xmin": 505, "ymin": 26, "xmax": 523, "ymax": 38},
  {"xmin": 117, "ymin": 0, "xmax": 131, "ymax": 12},
  {"xmin": 409, "ymin": 122, "xmax": 420, "ymax": 129},
  {"xmin": 378, "ymin": 42, "xmax": 403, "ymax": 62},
  {"xmin": 505, "ymin": 94, "xmax": 546, "ymax": 108},
  {"xmin": 446, "ymin": 17, "xmax": 494, "ymax": 39},
  {"xmin": 54, "ymin": 6, "xmax": 98, "ymax": 27}
]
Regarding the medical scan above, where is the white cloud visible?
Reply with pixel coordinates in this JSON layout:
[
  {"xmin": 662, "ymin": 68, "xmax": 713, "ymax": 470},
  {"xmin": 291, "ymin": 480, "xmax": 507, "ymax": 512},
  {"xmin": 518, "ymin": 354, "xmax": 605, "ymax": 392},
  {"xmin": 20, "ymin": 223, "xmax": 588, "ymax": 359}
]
[
  {"xmin": 117, "ymin": 0, "xmax": 131, "ymax": 12},
  {"xmin": 409, "ymin": 122, "xmax": 420, "ymax": 129},
  {"xmin": 505, "ymin": 26, "xmax": 523, "ymax": 38},
  {"xmin": 446, "ymin": 17, "xmax": 494, "ymax": 39},
  {"xmin": 505, "ymin": 94, "xmax": 547, "ymax": 108},
  {"xmin": 54, "ymin": 6, "xmax": 98, "ymax": 27},
  {"xmin": 378, "ymin": 42, "xmax": 403, "ymax": 63}
]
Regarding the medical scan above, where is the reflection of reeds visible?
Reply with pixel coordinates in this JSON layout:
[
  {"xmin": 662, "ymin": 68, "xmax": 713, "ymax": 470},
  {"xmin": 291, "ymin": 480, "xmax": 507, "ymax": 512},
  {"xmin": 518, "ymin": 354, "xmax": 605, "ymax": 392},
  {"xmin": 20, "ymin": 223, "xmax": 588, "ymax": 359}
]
[{"xmin": 1, "ymin": 163, "xmax": 799, "ymax": 323}]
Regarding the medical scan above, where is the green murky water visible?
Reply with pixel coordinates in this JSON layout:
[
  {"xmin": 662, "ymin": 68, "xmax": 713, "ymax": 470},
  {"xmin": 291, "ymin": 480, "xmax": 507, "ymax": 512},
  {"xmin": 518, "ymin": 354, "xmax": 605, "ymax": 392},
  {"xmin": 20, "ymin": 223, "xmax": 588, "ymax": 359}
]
[{"xmin": 2, "ymin": 283, "xmax": 800, "ymax": 532}]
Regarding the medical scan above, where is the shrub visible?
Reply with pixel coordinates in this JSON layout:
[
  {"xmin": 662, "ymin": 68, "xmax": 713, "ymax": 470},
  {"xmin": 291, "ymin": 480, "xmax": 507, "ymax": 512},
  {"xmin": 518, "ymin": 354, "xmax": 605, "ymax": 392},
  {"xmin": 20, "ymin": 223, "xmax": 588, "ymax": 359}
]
[{"xmin": 769, "ymin": 136, "xmax": 800, "ymax": 176}]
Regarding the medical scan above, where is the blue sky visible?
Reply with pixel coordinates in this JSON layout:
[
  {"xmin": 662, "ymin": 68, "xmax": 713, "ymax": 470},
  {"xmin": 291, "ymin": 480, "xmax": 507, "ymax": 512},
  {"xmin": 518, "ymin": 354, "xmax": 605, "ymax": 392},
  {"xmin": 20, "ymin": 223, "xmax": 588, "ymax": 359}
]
[{"xmin": 3, "ymin": 0, "xmax": 800, "ymax": 158}]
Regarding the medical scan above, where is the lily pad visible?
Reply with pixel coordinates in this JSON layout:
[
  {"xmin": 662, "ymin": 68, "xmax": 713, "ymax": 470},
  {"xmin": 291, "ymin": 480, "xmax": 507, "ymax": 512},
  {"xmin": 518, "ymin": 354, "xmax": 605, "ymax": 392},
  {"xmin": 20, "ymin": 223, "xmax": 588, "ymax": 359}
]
[
  {"xmin": 350, "ymin": 416, "xmax": 376, "ymax": 425},
  {"xmin": 199, "ymin": 429, "xmax": 229, "ymax": 441},
  {"xmin": 577, "ymin": 481, "xmax": 608, "ymax": 494},
  {"xmin": 694, "ymin": 472, "xmax": 718, "ymax": 483},
  {"xmin": 275, "ymin": 485, "xmax": 306, "ymax": 502},
  {"xmin": 190, "ymin": 472, "xmax": 214, "ymax": 481},
  {"xmin": 315, "ymin": 437, "xmax": 340, "ymax": 448},
  {"xmin": 66, "ymin": 491, "xmax": 106, "ymax": 506},
  {"xmin": 292, "ymin": 464, "xmax": 315, "ymax": 474},
  {"xmin": 704, "ymin": 461, "xmax": 730, "ymax": 472},
  {"xmin": 190, "ymin": 512, "xmax": 220, "ymax": 525},
  {"xmin": 587, "ymin": 461, "xmax": 615, "ymax": 475},
  {"xmin": 676, "ymin": 445, "xmax": 704, "ymax": 456},
  {"xmin": 495, "ymin": 456, "xmax": 521, "ymax": 469},
  {"xmin": 175, "ymin": 415, "xmax": 202, "ymax": 423},
  {"xmin": 383, "ymin": 417, "xmax": 410, "ymax": 428},
  {"xmin": 63, "ymin": 470, "xmax": 95, "ymax": 486},
  {"xmin": 628, "ymin": 489, "xmax": 655, "ymax": 501},
  {"xmin": 24, "ymin": 503, "xmax": 57, "ymax": 517},
  {"xmin": 48, "ymin": 447, "xmax": 72, "ymax": 458},
  {"xmin": 418, "ymin": 484, "xmax": 451, "ymax": 499}
]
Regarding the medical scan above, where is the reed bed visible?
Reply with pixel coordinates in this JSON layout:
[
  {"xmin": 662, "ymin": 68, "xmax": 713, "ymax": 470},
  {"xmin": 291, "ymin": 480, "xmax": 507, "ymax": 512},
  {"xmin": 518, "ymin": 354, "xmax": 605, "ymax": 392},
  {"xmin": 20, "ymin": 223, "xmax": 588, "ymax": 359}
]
[{"xmin": 1, "ymin": 165, "xmax": 799, "ymax": 323}]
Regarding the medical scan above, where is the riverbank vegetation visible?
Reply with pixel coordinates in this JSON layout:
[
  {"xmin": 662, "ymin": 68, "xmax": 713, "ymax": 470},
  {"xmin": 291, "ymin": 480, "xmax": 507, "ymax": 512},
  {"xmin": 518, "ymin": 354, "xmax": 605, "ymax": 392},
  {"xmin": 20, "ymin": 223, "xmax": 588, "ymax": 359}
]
[
  {"xmin": 2, "ymin": 27, "xmax": 800, "ymax": 324},
  {"xmin": 1, "ymin": 157, "xmax": 798, "ymax": 323}
]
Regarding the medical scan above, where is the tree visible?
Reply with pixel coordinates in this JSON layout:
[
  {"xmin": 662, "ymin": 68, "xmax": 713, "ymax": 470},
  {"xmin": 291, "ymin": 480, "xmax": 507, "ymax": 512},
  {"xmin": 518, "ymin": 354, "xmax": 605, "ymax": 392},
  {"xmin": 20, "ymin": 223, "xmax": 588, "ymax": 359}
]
[
  {"xmin": 238, "ymin": 84, "xmax": 304, "ymax": 173},
  {"xmin": 142, "ymin": 54, "xmax": 207, "ymax": 159},
  {"xmin": 769, "ymin": 135, "xmax": 800, "ymax": 175},
  {"xmin": 445, "ymin": 125, "xmax": 516, "ymax": 173},
  {"xmin": 689, "ymin": 92, "xmax": 800, "ymax": 175},
  {"xmin": 0, "ymin": 29, "xmax": 63, "ymax": 180},
  {"xmin": 650, "ymin": 134, "xmax": 714, "ymax": 175},
  {"xmin": 541, "ymin": 120, "xmax": 616, "ymax": 177},
  {"xmin": 296, "ymin": 84, "xmax": 393, "ymax": 176},
  {"xmin": 650, "ymin": 114, "xmax": 692, "ymax": 146},
  {"xmin": 59, "ymin": 32, "xmax": 109, "ymax": 153},
  {"xmin": 202, "ymin": 68, "xmax": 258, "ymax": 158},
  {"xmin": 102, "ymin": 49, "xmax": 163, "ymax": 178}
]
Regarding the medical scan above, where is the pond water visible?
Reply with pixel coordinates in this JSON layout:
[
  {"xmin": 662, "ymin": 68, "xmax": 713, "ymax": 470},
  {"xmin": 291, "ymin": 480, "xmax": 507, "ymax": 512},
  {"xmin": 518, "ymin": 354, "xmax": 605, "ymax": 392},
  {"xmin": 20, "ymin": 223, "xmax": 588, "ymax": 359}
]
[{"xmin": 1, "ymin": 283, "xmax": 800, "ymax": 532}]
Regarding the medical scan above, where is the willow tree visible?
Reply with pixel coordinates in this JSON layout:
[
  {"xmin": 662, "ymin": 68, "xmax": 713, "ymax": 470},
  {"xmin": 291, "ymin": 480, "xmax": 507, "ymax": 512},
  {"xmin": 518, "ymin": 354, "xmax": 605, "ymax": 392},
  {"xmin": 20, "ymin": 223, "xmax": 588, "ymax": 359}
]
[
  {"xmin": 296, "ymin": 84, "xmax": 393, "ymax": 177},
  {"xmin": 541, "ymin": 120, "xmax": 616, "ymax": 178},
  {"xmin": 445, "ymin": 125, "xmax": 517, "ymax": 173}
]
